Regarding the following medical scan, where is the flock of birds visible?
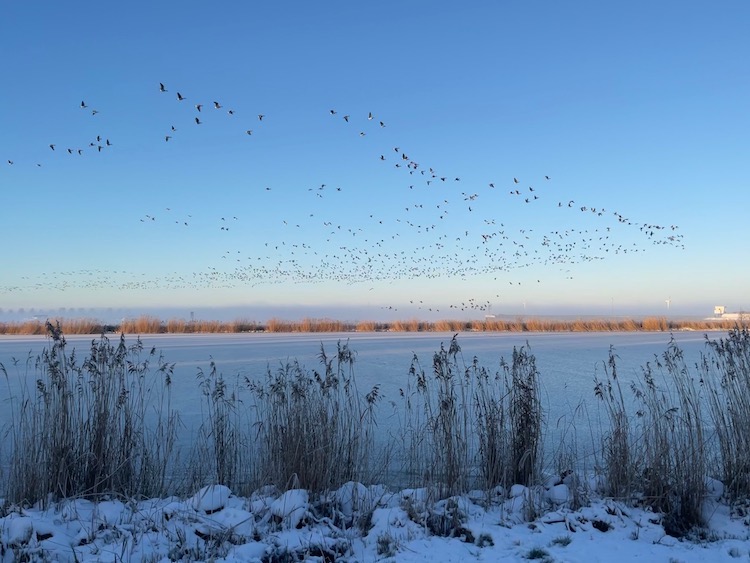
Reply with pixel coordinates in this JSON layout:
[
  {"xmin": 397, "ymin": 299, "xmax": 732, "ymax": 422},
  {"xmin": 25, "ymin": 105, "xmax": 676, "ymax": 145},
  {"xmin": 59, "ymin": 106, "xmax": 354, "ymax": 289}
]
[
  {"xmin": 5, "ymin": 101, "xmax": 113, "ymax": 168},
  {"xmin": 3, "ymin": 82, "xmax": 685, "ymax": 315}
]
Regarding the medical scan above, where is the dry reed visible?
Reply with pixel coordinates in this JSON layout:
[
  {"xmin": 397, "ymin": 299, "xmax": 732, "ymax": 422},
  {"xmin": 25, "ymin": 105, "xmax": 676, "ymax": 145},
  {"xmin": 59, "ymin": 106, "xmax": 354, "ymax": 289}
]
[
  {"xmin": 0, "ymin": 316, "xmax": 744, "ymax": 335},
  {"xmin": 2, "ymin": 322, "xmax": 180, "ymax": 504},
  {"xmin": 245, "ymin": 341, "xmax": 381, "ymax": 493}
]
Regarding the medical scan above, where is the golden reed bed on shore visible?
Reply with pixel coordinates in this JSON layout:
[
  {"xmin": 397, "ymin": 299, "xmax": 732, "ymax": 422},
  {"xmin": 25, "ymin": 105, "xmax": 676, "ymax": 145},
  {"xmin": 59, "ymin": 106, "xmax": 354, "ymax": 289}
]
[{"xmin": 0, "ymin": 315, "xmax": 743, "ymax": 335}]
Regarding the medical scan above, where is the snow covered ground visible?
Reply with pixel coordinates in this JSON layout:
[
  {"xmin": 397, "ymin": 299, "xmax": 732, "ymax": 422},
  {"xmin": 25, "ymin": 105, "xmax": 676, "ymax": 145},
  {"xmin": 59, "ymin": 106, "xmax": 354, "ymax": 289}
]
[{"xmin": 2, "ymin": 478, "xmax": 749, "ymax": 562}]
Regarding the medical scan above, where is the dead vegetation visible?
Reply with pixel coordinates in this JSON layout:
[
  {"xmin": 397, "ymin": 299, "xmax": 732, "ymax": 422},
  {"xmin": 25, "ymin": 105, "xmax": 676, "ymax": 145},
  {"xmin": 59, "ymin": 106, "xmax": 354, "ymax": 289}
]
[{"xmin": 0, "ymin": 315, "xmax": 741, "ymax": 335}]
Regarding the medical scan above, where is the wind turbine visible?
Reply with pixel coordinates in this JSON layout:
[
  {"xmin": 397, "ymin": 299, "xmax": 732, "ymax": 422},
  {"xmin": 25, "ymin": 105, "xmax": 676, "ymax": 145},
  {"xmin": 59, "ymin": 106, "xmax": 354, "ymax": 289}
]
[{"xmin": 665, "ymin": 297, "xmax": 672, "ymax": 311}]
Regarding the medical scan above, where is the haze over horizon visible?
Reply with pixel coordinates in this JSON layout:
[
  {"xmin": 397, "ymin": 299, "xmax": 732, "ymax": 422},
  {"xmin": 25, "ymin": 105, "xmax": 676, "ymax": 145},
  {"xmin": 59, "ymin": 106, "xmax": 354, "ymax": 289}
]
[{"xmin": 2, "ymin": 2, "xmax": 748, "ymax": 320}]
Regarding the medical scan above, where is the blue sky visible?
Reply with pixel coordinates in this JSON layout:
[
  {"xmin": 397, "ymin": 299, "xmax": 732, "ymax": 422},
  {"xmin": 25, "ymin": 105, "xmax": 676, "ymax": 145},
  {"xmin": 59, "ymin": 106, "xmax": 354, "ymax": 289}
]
[{"xmin": 1, "ymin": 1, "xmax": 748, "ymax": 322}]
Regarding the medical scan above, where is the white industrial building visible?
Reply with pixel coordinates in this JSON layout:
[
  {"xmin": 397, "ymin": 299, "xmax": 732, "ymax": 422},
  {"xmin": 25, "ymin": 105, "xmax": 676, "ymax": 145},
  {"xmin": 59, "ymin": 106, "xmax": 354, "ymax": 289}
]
[{"xmin": 713, "ymin": 306, "xmax": 749, "ymax": 321}]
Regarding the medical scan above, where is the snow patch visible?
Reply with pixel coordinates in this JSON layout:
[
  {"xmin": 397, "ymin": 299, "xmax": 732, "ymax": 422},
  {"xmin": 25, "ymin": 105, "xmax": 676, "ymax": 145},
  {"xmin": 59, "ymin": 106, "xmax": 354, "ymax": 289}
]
[
  {"xmin": 189, "ymin": 484, "xmax": 231, "ymax": 513},
  {"xmin": 270, "ymin": 489, "xmax": 309, "ymax": 529}
]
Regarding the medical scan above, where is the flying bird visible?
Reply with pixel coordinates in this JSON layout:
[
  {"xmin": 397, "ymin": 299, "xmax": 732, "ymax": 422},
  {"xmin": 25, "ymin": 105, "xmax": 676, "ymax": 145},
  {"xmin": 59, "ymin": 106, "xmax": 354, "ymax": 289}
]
[
  {"xmin": 213, "ymin": 101, "xmax": 222, "ymax": 109},
  {"xmin": 159, "ymin": 83, "xmax": 167, "ymax": 92},
  {"xmin": 177, "ymin": 92, "xmax": 186, "ymax": 101},
  {"xmin": 195, "ymin": 117, "xmax": 201, "ymax": 124},
  {"xmin": 195, "ymin": 104, "xmax": 203, "ymax": 112}
]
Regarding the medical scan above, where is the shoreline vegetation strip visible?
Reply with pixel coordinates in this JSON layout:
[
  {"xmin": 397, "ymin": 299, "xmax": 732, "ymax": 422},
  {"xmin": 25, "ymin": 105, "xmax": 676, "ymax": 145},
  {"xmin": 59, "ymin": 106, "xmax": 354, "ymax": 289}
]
[{"xmin": 0, "ymin": 315, "xmax": 744, "ymax": 335}]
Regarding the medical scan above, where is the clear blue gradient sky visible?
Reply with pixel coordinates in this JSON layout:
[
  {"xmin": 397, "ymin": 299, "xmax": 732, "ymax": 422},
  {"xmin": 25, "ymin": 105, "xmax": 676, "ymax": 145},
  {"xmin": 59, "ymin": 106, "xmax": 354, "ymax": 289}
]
[{"xmin": 1, "ymin": 1, "xmax": 748, "ymax": 322}]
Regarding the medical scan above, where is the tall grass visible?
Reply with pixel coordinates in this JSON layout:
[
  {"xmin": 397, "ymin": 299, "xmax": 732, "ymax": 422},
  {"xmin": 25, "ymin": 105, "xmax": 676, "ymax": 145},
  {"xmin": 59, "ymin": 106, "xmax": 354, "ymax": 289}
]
[
  {"xmin": 186, "ymin": 361, "xmax": 252, "ymax": 495},
  {"xmin": 119, "ymin": 315, "xmax": 164, "ymax": 334},
  {"xmin": 397, "ymin": 336, "xmax": 541, "ymax": 498},
  {"xmin": 631, "ymin": 341, "xmax": 707, "ymax": 535},
  {"xmin": 265, "ymin": 317, "xmax": 352, "ymax": 332},
  {"xmin": 472, "ymin": 348, "xmax": 542, "ymax": 490},
  {"xmin": 506, "ymin": 346, "xmax": 542, "ymax": 486},
  {"xmin": 2, "ymin": 322, "xmax": 179, "ymax": 504},
  {"xmin": 246, "ymin": 341, "xmax": 382, "ymax": 493},
  {"xmin": 390, "ymin": 319, "xmax": 422, "ymax": 332},
  {"xmin": 594, "ymin": 328, "xmax": 750, "ymax": 535},
  {"xmin": 700, "ymin": 327, "xmax": 750, "ymax": 499},
  {"xmin": 594, "ymin": 347, "xmax": 637, "ymax": 500},
  {"xmin": 0, "ymin": 315, "xmax": 745, "ymax": 335},
  {"xmin": 399, "ymin": 337, "xmax": 471, "ymax": 497},
  {"xmin": 355, "ymin": 320, "xmax": 378, "ymax": 332}
]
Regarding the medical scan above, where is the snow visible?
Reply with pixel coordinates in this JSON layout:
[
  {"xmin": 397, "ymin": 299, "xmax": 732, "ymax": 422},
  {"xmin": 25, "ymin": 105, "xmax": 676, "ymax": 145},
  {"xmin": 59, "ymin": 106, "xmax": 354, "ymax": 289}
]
[
  {"xmin": 5, "ymin": 515, "xmax": 32, "ymax": 546},
  {"xmin": 269, "ymin": 489, "xmax": 309, "ymax": 529},
  {"xmin": 1, "ymin": 478, "xmax": 749, "ymax": 562},
  {"xmin": 190, "ymin": 484, "xmax": 232, "ymax": 513}
]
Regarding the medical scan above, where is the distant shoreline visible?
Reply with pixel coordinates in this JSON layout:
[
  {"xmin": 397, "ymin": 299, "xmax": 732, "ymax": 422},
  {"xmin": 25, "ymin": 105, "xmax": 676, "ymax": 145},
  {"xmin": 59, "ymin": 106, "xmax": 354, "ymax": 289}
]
[{"xmin": 0, "ymin": 315, "xmax": 744, "ymax": 336}]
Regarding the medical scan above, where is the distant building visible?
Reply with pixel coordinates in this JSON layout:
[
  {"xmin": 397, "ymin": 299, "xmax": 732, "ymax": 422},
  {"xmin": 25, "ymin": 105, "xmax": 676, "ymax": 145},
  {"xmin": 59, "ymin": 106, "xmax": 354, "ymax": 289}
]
[{"xmin": 712, "ymin": 306, "xmax": 749, "ymax": 321}]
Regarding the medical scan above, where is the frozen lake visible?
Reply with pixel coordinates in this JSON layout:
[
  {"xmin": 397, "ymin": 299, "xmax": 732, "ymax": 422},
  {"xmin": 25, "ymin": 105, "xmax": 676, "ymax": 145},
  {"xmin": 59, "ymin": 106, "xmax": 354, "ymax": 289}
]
[{"xmin": 0, "ymin": 329, "xmax": 725, "ymax": 483}]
